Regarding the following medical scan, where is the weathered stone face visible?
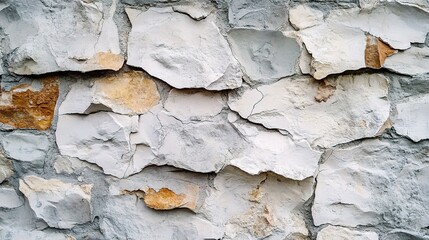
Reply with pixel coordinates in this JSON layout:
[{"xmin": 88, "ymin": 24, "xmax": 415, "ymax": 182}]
[
  {"xmin": 1, "ymin": 0, "xmax": 429, "ymax": 239},
  {"xmin": 0, "ymin": 77, "xmax": 58, "ymax": 130}
]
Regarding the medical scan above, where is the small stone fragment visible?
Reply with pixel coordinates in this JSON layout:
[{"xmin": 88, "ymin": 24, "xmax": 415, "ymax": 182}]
[
  {"xmin": 59, "ymin": 71, "xmax": 160, "ymax": 115},
  {"xmin": 19, "ymin": 176, "xmax": 93, "ymax": 229},
  {"xmin": 0, "ymin": 186, "xmax": 23, "ymax": 209},
  {"xmin": 143, "ymin": 188, "xmax": 188, "ymax": 210},
  {"xmin": 1, "ymin": 131, "xmax": 49, "ymax": 163},
  {"xmin": 317, "ymin": 226, "xmax": 379, "ymax": 240},
  {"xmin": 227, "ymin": 29, "xmax": 301, "ymax": 84},
  {"xmin": 365, "ymin": 35, "xmax": 397, "ymax": 69},
  {"xmin": 126, "ymin": 7, "xmax": 242, "ymax": 90},
  {"xmin": 0, "ymin": 77, "xmax": 59, "ymax": 130},
  {"xmin": 393, "ymin": 94, "xmax": 429, "ymax": 142}
]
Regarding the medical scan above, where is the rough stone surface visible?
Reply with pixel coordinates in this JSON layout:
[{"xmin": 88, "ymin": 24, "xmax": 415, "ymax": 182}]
[
  {"xmin": 1, "ymin": 131, "xmax": 49, "ymax": 163},
  {"xmin": 56, "ymin": 112, "xmax": 139, "ymax": 178},
  {"xmin": 289, "ymin": 5, "xmax": 324, "ymax": 30},
  {"xmin": 19, "ymin": 176, "xmax": 92, "ymax": 229},
  {"xmin": 3, "ymin": 0, "xmax": 123, "ymax": 75},
  {"xmin": 59, "ymin": 71, "xmax": 160, "ymax": 115},
  {"xmin": 228, "ymin": 74, "xmax": 390, "ymax": 147},
  {"xmin": 227, "ymin": 29, "xmax": 301, "ymax": 84},
  {"xmin": 384, "ymin": 47, "xmax": 429, "ymax": 75},
  {"xmin": 0, "ymin": 77, "xmax": 59, "ymax": 130},
  {"xmin": 126, "ymin": 7, "xmax": 242, "ymax": 90},
  {"xmin": 0, "ymin": 152, "xmax": 13, "ymax": 183},
  {"xmin": 0, "ymin": 186, "xmax": 23, "ymax": 209},
  {"xmin": 317, "ymin": 226, "xmax": 379, "ymax": 240},
  {"xmin": 393, "ymin": 94, "xmax": 429, "ymax": 142},
  {"xmin": 313, "ymin": 139, "xmax": 429, "ymax": 230}
]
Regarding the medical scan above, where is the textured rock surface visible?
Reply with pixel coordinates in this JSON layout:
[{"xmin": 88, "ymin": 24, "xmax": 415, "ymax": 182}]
[
  {"xmin": 0, "ymin": 77, "xmax": 59, "ymax": 130},
  {"xmin": 1, "ymin": 132, "xmax": 49, "ymax": 163},
  {"xmin": 227, "ymin": 29, "xmax": 300, "ymax": 84},
  {"xmin": 228, "ymin": 74, "xmax": 390, "ymax": 147},
  {"xmin": 393, "ymin": 94, "xmax": 429, "ymax": 142},
  {"xmin": 1, "ymin": 1, "xmax": 429, "ymax": 239},
  {"xmin": 126, "ymin": 7, "xmax": 242, "ymax": 90},
  {"xmin": 19, "ymin": 176, "xmax": 92, "ymax": 229},
  {"xmin": 59, "ymin": 71, "xmax": 160, "ymax": 115},
  {"xmin": 3, "ymin": 0, "xmax": 123, "ymax": 74},
  {"xmin": 313, "ymin": 139, "xmax": 429, "ymax": 229},
  {"xmin": 317, "ymin": 226, "xmax": 379, "ymax": 240}
]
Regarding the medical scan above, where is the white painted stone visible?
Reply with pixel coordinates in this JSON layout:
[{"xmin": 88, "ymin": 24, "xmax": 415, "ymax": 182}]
[
  {"xmin": 56, "ymin": 112, "xmax": 140, "ymax": 178},
  {"xmin": 384, "ymin": 47, "xmax": 429, "ymax": 75},
  {"xmin": 390, "ymin": 0, "xmax": 429, "ymax": 12},
  {"xmin": 289, "ymin": 5, "xmax": 324, "ymax": 30},
  {"xmin": 228, "ymin": 74, "xmax": 390, "ymax": 148},
  {"xmin": 317, "ymin": 226, "xmax": 379, "ymax": 240},
  {"xmin": 228, "ymin": 0, "xmax": 289, "ymax": 30},
  {"xmin": 328, "ymin": 5, "xmax": 429, "ymax": 50},
  {"xmin": 227, "ymin": 29, "xmax": 301, "ymax": 84},
  {"xmin": 228, "ymin": 113, "xmax": 322, "ymax": 180},
  {"xmin": 126, "ymin": 7, "xmax": 242, "ymax": 90},
  {"xmin": 298, "ymin": 23, "xmax": 366, "ymax": 79},
  {"xmin": 393, "ymin": 94, "xmax": 429, "ymax": 142},
  {"xmin": 202, "ymin": 167, "xmax": 314, "ymax": 239},
  {"xmin": 54, "ymin": 155, "xmax": 102, "ymax": 175},
  {"xmin": 19, "ymin": 176, "xmax": 93, "ymax": 229},
  {"xmin": 313, "ymin": 139, "xmax": 429, "ymax": 229},
  {"xmin": 360, "ymin": 0, "xmax": 380, "ymax": 9},
  {"xmin": 5, "ymin": 0, "xmax": 123, "ymax": 75},
  {"xmin": 0, "ymin": 152, "xmax": 13, "ymax": 183},
  {"xmin": 0, "ymin": 186, "xmax": 23, "ymax": 209},
  {"xmin": 0, "ymin": 230, "xmax": 75, "ymax": 240},
  {"xmin": 1, "ymin": 132, "xmax": 49, "ymax": 163},
  {"xmin": 164, "ymin": 89, "xmax": 225, "ymax": 121}
]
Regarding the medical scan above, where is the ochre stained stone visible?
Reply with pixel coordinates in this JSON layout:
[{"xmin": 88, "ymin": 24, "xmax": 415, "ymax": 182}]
[
  {"xmin": 143, "ymin": 188, "xmax": 188, "ymax": 211},
  {"xmin": 0, "ymin": 77, "xmax": 59, "ymax": 130},
  {"xmin": 95, "ymin": 71, "xmax": 160, "ymax": 114},
  {"xmin": 94, "ymin": 52, "xmax": 124, "ymax": 71},
  {"xmin": 365, "ymin": 35, "xmax": 397, "ymax": 69}
]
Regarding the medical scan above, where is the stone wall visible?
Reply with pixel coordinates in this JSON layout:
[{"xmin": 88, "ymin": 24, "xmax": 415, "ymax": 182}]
[{"xmin": 0, "ymin": 0, "xmax": 428, "ymax": 239}]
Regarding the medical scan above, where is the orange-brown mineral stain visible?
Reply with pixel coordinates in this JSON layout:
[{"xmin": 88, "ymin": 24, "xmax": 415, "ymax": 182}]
[
  {"xmin": 95, "ymin": 52, "xmax": 124, "ymax": 71},
  {"xmin": 365, "ymin": 35, "xmax": 397, "ymax": 69},
  {"xmin": 143, "ymin": 188, "xmax": 187, "ymax": 210},
  {"xmin": 0, "ymin": 76, "xmax": 59, "ymax": 130},
  {"xmin": 315, "ymin": 79, "xmax": 336, "ymax": 102}
]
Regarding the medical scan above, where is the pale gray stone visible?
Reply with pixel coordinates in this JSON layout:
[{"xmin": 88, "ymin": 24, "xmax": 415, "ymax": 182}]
[
  {"xmin": 227, "ymin": 29, "xmax": 301, "ymax": 84},
  {"xmin": 328, "ymin": 5, "xmax": 429, "ymax": 50},
  {"xmin": 228, "ymin": 0, "xmax": 289, "ymax": 30},
  {"xmin": 0, "ymin": 230, "xmax": 75, "ymax": 240},
  {"xmin": 289, "ymin": 5, "xmax": 324, "ymax": 30},
  {"xmin": 201, "ymin": 167, "xmax": 314, "ymax": 239},
  {"xmin": 1, "ymin": 132, "xmax": 49, "ymax": 163},
  {"xmin": 228, "ymin": 113, "xmax": 322, "ymax": 180},
  {"xmin": 126, "ymin": 7, "xmax": 242, "ymax": 90},
  {"xmin": 393, "ymin": 94, "xmax": 429, "ymax": 142},
  {"xmin": 0, "ymin": 152, "xmax": 13, "ymax": 183},
  {"xmin": 317, "ymin": 226, "xmax": 379, "ymax": 240},
  {"xmin": 384, "ymin": 47, "xmax": 429, "ymax": 75},
  {"xmin": 228, "ymin": 74, "xmax": 390, "ymax": 148},
  {"xmin": 3, "ymin": 0, "xmax": 123, "ymax": 75},
  {"xmin": 298, "ymin": 23, "xmax": 366, "ymax": 79},
  {"xmin": 313, "ymin": 139, "xmax": 429, "ymax": 229},
  {"xmin": 0, "ymin": 186, "xmax": 23, "ymax": 209},
  {"xmin": 172, "ymin": 4, "xmax": 215, "ymax": 20},
  {"xmin": 56, "ymin": 112, "xmax": 140, "ymax": 178},
  {"xmin": 19, "ymin": 176, "xmax": 93, "ymax": 229}
]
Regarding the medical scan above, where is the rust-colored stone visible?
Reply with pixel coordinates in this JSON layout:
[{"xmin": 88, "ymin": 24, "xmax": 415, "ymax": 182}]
[
  {"xmin": 315, "ymin": 79, "xmax": 336, "ymax": 102},
  {"xmin": 0, "ymin": 76, "xmax": 59, "ymax": 130},
  {"xmin": 365, "ymin": 35, "xmax": 397, "ymax": 69},
  {"xmin": 143, "ymin": 188, "xmax": 187, "ymax": 210}
]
